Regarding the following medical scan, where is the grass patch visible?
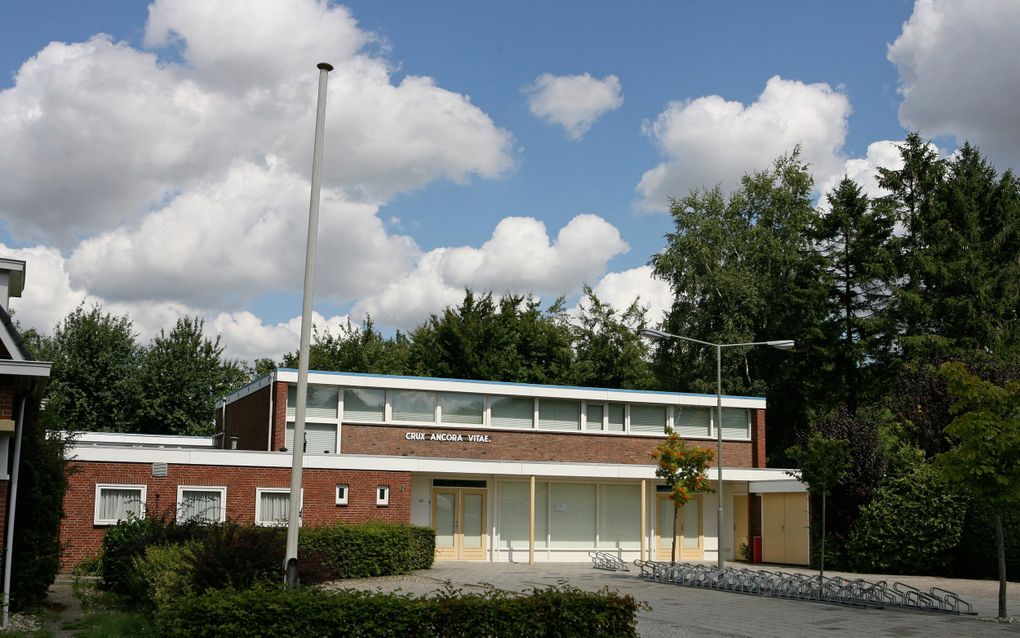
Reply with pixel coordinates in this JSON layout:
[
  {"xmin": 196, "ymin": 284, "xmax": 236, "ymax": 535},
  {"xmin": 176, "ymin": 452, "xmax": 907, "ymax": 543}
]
[{"xmin": 62, "ymin": 611, "xmax": 155, "ymax": 638}]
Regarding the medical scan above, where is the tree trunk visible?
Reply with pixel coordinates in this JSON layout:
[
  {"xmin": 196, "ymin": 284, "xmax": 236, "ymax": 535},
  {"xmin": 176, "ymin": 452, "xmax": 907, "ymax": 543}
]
[
  {"xmin": 996, "ymin": 511, "xmax": 1007, "ymax": 619},
  {"xmin": 672, "ymin": 503, "xmax": 679, "ymax": 564}
]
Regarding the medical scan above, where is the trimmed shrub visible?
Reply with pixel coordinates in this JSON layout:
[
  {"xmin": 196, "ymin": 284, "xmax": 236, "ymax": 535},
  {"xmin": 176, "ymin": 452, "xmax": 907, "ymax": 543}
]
[
  {"xmin": 186, "ymin": 522, "xmax": 285, "ymax": 593},
  {"xmin": 133, "ymin": 543, "xmax": 195, "ymax": 611},
  {"xmin": 845, "ymin": 463, "xmax": 968, "ymax": 575},
  {"xmin": 410, "ymin": 526, "xmax": 436, "ymax": 570},
  {"xmin": 299, "ymin": 522, "xmax": 414, "ymax": 579},
  {"xmin": 159, "ymin": 584, "xmax": 644, "ymax": 638}
]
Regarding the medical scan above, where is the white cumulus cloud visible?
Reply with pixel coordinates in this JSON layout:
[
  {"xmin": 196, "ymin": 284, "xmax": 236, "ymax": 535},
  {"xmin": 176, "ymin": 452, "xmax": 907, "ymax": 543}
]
[
  {"xmin": 817, "ymin": 140, "xmax": 905, "ymax": 205},
  {"xmin": 635, "ymin": 76, "xmax": 851, "ymax": 212},
  {"xmin": 0, "ymin": 0, "xmax": 513, "ymax": 246},
  {"xmin": 524, "ymin": 73, "xmax": 623, "ymax": 140},
  {"xmin": 889, "ymin": 0, "xmax": 1020, "ymax": 169},
  {"xmin": 353, "ymin": 214, "xmax": 629, "ymax": 330}
]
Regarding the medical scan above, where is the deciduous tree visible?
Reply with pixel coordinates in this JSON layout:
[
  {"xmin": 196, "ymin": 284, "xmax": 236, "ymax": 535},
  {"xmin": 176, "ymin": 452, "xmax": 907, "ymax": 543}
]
[{"xmin": 651, "ymin": 428, "xmax": 714, "ymax": 564}]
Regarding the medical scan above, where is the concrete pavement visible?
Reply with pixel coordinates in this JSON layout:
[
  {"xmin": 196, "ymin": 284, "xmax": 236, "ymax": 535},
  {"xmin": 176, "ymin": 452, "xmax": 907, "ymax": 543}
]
[{"xmin": 335, "ymin": 561, "xmax": 1020, "ymax": 637}]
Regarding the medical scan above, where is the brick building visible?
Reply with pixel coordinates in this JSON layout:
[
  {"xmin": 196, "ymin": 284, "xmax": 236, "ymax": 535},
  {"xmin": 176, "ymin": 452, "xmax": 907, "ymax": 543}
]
[{"xmin": 61, "ymin": 368, "xmax": 809, "ymax": 568}]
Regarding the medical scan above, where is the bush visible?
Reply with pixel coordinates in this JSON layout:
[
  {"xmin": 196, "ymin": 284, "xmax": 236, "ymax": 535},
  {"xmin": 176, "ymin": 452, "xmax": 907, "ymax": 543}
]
[
  {"xmin": 845, "ymin": 463, "xmax": 968, "ymax": 575},
  {"xmin": 186, "ymin": 523, "xmax": 285, "ymax": 593},
  {"xmin": 299, "ymin": 522, "xmax": 415, "ymax": 579},
  {"xmin": 951, "ymin": 502, "xmax": 1020, "ymax": 579},
  {"xmin": 410, "ymin": 526, "xmax": 436, "ymax": 570},
  {"xmin": 99, "ymin": 512, "xmax": 207, "ymax": 603},
  {"xmin": 159, "ymin": 584, "xmax": 645, "ymax": 638},
  {"xmin": 133, "ymin": 543, "xmax": 195, "ymax": 611},
  {"xmin": 9, "ymin": 415, "xmax": 69, "ymax": 611}
]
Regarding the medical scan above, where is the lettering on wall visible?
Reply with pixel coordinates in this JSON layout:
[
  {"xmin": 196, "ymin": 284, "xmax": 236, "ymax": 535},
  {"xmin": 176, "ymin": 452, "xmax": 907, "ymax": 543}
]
[{"xmin": 404, "ymin": 432, "xmax": 492, "ymax": 443}]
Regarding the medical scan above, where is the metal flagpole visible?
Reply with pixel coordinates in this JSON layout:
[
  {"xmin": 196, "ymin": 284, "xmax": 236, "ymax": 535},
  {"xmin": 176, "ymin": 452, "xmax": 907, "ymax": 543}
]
[{"xmin": 285, "ymin": 62, "xmax": 333, "ymax": 588}]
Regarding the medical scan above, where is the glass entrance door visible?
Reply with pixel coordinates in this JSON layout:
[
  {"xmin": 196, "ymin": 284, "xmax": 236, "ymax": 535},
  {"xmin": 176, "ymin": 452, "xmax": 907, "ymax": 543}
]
[{"xmin": 432, "ymin": 489, "xmax": 487, "ymax": 560}]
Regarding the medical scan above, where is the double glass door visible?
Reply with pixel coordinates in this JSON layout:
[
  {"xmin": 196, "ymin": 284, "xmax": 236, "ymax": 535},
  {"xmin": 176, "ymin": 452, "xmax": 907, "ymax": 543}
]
[
  {"xmin": 433, "ymin": 489, "xmax": 486, "ymax": 560},
  {"xmin": 655, "ymin": 494, "xmax": 703, "ymax": 560}
]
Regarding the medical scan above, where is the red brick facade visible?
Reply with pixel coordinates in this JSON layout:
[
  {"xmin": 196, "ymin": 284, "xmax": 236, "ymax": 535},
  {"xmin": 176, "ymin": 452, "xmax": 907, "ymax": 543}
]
[
  {"xmin": 752, "ymin": 409, "xmax": 766, "ymax": 468},
  {"xmin": 0, "ymin": 381, "xmax": 13, "ymax": 420},
  {"xmin": 60, "ymin": 461, "xmax": 411, "ymax": 570},
  {"xmin": 216, "ymin": 384, "xmax": 273, "ymax": 451},
  {"xmin": 341, "ymin": 422, "xmax": 757, "ymax": 467}
]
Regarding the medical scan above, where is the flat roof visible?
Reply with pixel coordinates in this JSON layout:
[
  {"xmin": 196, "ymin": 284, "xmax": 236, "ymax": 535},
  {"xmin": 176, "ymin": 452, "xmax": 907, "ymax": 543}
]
[{"xmin": 218, "ymin": 369, "xmax": 767, "ymax": 409}]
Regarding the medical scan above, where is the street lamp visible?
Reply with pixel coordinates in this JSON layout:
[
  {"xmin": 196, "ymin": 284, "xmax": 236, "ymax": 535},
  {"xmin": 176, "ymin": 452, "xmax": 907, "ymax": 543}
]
[{"xmin": 640, "ymin": 328, "xmax": 794, "ymax": 570}]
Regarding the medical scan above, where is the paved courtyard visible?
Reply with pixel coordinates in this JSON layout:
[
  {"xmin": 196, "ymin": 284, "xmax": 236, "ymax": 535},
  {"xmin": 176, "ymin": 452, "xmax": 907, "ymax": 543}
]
[{"xmin": 338, "ymin": 561, "xmax": 1020, "ymax": 637}]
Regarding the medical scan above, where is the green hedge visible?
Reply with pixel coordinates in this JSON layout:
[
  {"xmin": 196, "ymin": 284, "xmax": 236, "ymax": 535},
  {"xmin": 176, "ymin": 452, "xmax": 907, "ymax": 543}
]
[
  {"xmin": 299, "ymin": 523, "xmax": 420, "ymax": 579},
  {"xmin": 159, "ymin": 584, "xmax": 644, "ymax": 638},
  {"xmin": 102, "ymin": 520, "xmax": 436, "ymax": 610},
  {"xmin": 410, "ymin": 526, "xmax": 436, "ymax": 570}
]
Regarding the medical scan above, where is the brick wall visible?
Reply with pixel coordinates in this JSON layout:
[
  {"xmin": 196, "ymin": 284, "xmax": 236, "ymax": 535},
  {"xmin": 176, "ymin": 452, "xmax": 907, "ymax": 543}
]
[
  {"xmin": 341, "ymin": 423, "xmax": 755, "ymax": 467},
  {"xmin": 273, "ymin": 382, "xmax": 287, "ymax": 452},
  {"xmin": 0, "ymin": 481, "xmax": 7, "ymax": 553},
  {"xmin": 0, "ymin": 381, "xmax": 13, "ymax": 420},
  {"xmin": 220, "ymin": 385, "xmax": 273, "ymax": 451},
  {"xmin": 60, "ymin": 460, "xmax": 411, "ymax": 571},
  {"xmin": 752, "ymin": 409, "xmax": 766, "ymax": 468},
  {"xmin": 749, "ymin": 494, "xmax": 762, "ymax": 548}
]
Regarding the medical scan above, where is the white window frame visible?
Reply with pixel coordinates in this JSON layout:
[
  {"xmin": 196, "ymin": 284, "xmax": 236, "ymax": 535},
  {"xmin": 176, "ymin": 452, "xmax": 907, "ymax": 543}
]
[
  {"xmin": 176, "ymin": 485, "xmax": 227, "ymax": 523},
  {"xmin": 94, "ymin": 484, "xmax": 147, "ymax": 526},
  {"xmin": 376, "ymin": 485, "xmax": 390, "ymax": 506},
  {"xmin": 255, "ymin": 487, "xmax": 304, "ymax": 527},
  {"xmin": 335, "ymin": 483, "xmax": 349, "ymax": 506}
]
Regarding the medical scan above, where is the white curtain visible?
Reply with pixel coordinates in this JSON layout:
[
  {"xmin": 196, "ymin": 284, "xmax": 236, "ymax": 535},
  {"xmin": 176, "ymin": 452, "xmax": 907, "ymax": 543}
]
[
  {"xmin": 180, "ymin": 491, "xmax": 222, "ymax": 522},
  {"xmin": 260, "ymin": 491, "xmax": 291, "ymax": 524},
  {"xmin": 99, "ymin": 488, "xmax": 142, "ymax": 521}
]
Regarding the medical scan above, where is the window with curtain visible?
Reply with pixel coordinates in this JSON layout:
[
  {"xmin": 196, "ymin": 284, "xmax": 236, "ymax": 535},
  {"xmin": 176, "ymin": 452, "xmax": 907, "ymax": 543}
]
[
  {"xmin": 439, "ymin": 393, "xmax": 484, "ymax": 425},
  {"xmin": 286, "ymin": 384, "xmax": 339, "ymax": 419},
  {"xmin": 178, "ymin": 488, "xmax": 226, "ymax": 523},
  {"xmin": 490, "ymin": 396, "xmax": 533, "ymax": 429},
  {"xmin": 721, "ymin": 408, "xmax": 751, "ymax": 439},
  {"xmin": 256, "ymin": 489, "xmax": 296, "ymax": 526},
  {"xmin": 607, "ymin": 403, "xmax": 625, "ymax": 432},
  {"xmin": 285, "ymin": 422, "xmax": 337, "ymax": 453},
  {"xmin": 629, "ymin": 404, "xmax": 666, "ymax": 434},
  {"xmin": 586, "ymin": 402, "xmax": 604, "ymax": 430},
  {"xmin": 390, "ymin": 390, "xmax": 436, "ymax": 422},
  {"xmin": 95, "ymin": 485, "xmax": 145, "ymax": 525},
  {"xmin": 343, "ymin": 388, "xmax": 385, "ymax": 422},
  {"xmin": 674, "ymin": 406, "xmax": 712, "ymax": 438},
  {"xmin": 538, "ymin": 399, "xmax": 580, "ymax": 431}
]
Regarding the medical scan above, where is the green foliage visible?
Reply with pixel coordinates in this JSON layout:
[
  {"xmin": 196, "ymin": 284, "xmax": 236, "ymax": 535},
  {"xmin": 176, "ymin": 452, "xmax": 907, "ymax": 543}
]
[
  {"xmin": 409, "ymin": 291, "xmax": 574, "ymax": 384},
  {"xmin": 39, "ymin": 304, "xmax": 143, "ymax": 432},
  {"xmin": 570, "ymin": 286, "xmax": 654, "ymax": 389},
  {"xmin": 650, "ymin": 151, "xmax": 827, "ymax": 461},
  {"xmin": 132, "ymin": 543, "xmax": 195, "ymax": 611},
  {"xmin": 158, "ymin": 583, "xmax": 644, "ymax": 638},
  {"xmin": 409, "ymin": 526, "xmax": 437, "ymax": 571},
  {"xmin": 786, "ymin": 433, "xmax": 851, "ymax": 498},
  {"xmin": 299, "ymin": 522, "xmax": 418, "ymax": 579},
  {"xmin": 282, "ymin": 317, "xmax": 412, "ymax": 375},
  {"xmin": 845, "ymin": 463, "xmax": 968, "ymax": 575},
  {"xmin": 137, "ymin": 316, "xmax": 248, "ymax": 435},
  {"xmin": 98, "ymin": 513, "xmax": 207, "ymax": 603},
  {"xmin": 185, "ymin": 523, "xmax": 285, "ymax": 593},
  {"xmin": 9, "ymin": 419, "xmax": 70, "ymax": 611},
  {"xmin": 62, "ymin": 610, "xmax": 156, "ymax": 638},
  {"xmin": 936, "ymin": 361, "xmax": 1020, "ymax": 508},
  {"xmin": 952, "ymin": 503, "xmax": 1020, "ymax": 580}
]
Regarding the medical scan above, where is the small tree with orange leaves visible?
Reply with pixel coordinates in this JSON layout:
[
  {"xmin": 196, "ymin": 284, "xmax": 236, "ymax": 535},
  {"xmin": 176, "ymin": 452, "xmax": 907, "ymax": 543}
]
[{"xmin": 652, "ymin": 426, "xmax": 715, "ymax": 563}]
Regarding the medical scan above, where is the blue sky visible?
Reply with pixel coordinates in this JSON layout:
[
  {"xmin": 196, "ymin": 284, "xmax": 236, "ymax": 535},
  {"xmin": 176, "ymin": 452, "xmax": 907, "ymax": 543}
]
[{"xmin": 1, "ymin": 0, "xmax": 1016, "ymax": 361}]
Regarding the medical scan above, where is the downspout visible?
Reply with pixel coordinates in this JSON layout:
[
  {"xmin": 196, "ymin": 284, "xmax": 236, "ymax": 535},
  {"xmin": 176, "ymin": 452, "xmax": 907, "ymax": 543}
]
[{"xmin": 2, "ymin": 396, "xmax": 27, "ymax": 628}]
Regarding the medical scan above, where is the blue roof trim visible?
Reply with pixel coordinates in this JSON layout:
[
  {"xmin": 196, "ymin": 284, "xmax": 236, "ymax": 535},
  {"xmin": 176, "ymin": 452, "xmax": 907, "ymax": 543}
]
[{"xmin": 276, "ymin": 368, "xmax": 764, "ymax": 402}]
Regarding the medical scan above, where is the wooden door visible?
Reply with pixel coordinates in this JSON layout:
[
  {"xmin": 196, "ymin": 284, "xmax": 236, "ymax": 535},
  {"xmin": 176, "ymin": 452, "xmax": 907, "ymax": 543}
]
[
  {"xmin": 761, "ymin": 492, "xmax": 809, "ymax": 565},
  {"xmin": 432, "ymin": 489, "xmax": 487, "ymax": 560},
  {"xmin": 654, "ymin": 495, "xmax": 702, "ymax": 560}
]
